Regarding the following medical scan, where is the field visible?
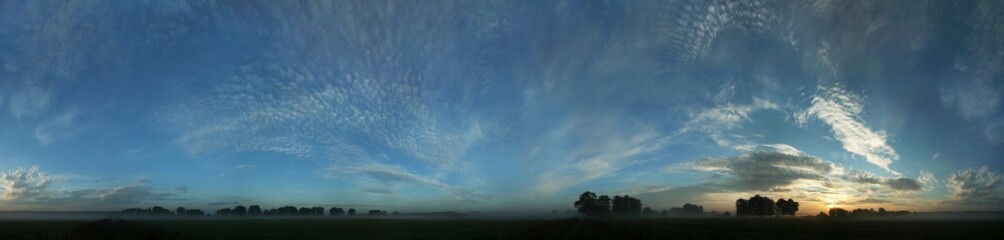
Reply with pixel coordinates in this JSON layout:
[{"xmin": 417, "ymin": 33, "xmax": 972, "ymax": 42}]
[{"xmin": 1, "ymin": 217, "xmax": 1002, "ymax": 239}]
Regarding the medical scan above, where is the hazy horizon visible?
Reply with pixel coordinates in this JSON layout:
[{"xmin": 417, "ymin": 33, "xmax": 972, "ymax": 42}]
[{"xmin": 1, "ymin": 0, "xmax": 1002, "ymax": 216}]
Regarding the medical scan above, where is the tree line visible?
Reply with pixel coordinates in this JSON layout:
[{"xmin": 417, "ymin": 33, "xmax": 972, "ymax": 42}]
[
  {"xmin": 574, "ymin": 191, "xmax": 725, "ymax": 217},
  {"xmin": 121, "ymin": 205, "xmax": 398, "ymax": 217},
  {"xmin": 819, "ymin": 207, "xmax": 912, "ymax": 218},
  {"xmin": 573, "ymin": 192, "xmax": 808, "ymax": 218}
]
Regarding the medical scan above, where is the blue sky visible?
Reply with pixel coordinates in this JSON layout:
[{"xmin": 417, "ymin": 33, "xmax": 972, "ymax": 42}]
[{"xmin": 0, "ymin": 1, "xmax": 1002, "ymax": 214}]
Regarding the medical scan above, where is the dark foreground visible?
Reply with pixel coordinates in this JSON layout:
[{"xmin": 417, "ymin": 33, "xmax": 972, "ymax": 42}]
[{"xmin": 1, "ymin": 218, "xmax": 1002, "ymax": 240}]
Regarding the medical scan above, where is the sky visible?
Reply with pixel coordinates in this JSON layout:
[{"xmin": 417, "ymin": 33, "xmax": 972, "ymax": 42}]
[{"xmin": 0, "ymin": 0, "xmax": 1002, "ymax": 215}]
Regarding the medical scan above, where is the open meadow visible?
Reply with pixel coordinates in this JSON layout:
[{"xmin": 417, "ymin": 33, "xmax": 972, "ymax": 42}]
[{"xmin": 2, "ymin": 217, "xmax": 1002, "ymax": 240}]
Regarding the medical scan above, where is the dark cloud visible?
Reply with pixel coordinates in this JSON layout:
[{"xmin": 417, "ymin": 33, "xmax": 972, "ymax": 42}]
[
  {"xmin": 692, "ymin": 151, "xmax": 836, "ymax": 191},
  {"xmin": 635, "ymin": 184, "xmax": 727, "ymax": 209},
  {"xmin": 855, "ymin": 198, "xmax": 891, "ymax": 204},
  {"xmin": 97, "ymin": 186, "xmax": 179, "ymax": 205},
  {"xmin": 849, "ymin": 171, "xmax": 922, "ymax": 191},
  {"xmin": 883, "ymin": 177, "xmax": 922, "ymax": 191}
]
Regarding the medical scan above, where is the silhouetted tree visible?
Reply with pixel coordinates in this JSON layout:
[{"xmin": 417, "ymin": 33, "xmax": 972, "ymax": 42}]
[
  {"xmin": 775, "ymin": 198, "xmax": 799, "ymax": 216},
  {"xmin": 828, "ymin": 208, "xmax": 849, "ymax": 218},
  {"xmin": 248, "ymin": 205, "xmax": 262, "ymax": 216},
  {"xmin": 575, "ymin": 191, "xmax": 610, "ymax": 217},
  {"xmin": 187, "ymin": 209, "xmax": 204, "ymax": 216},
  {"xmin": 297, "ymin": 207, "xmax": 311, "ymax": 215},
  {"xmin": 669, "ymin": 203, "xmax": 704, "ymax": 216},
  {"xmin": 176, "ymin": 207, "xmax": 186, "ymax": 216},
  {"xmin": 368, "ymin": 210, "xmax": 386, "ymax": 216},
  {"xmin": 329, "ymin": 207, "xmax": 345, "ymax": 216},
  {"xmin": 151, "ymin": 206, "xmax": 171, "ymax": 215},
  {"xmin": 642, "ymin": 207, "xmax": 657, "ymax": 217},
  {"xmin": 736, "ymin": 195, "xmax": 782, "ymax": 217},
  {"xmin": 392, "ymin": 211, "xmax": 400, "ymax": 215},
  {"xmin": 278, "ymin": 206, "xmax": 297, "ymax": 216},
  {"xmin": 816, "ymin": 211, "xmax": 828, "ymax": 218},
  {"xmin": 312, "ymin": 207, "xmax": 325, "ymax": 216},
  {"xmin": 216, "ymin": 208, "xmax": 233, "ymax": 217},
  {"xmin": 234, "ymin": 205, "xmax": 247, "ymax": 217},
  {"xmin": 597, "ymin": 195, "xmax": 612, "ymax": 215},
  {"xmin": 611, "ymin": 195, "xmax": 643, "ymax": 216},
  {"xmin": 736, "ymin": 199, "xmax": 749, "ymax": 217},
  {"xmin": 348, "ymin": 208, "xmax": 356, "ymax": 216}
]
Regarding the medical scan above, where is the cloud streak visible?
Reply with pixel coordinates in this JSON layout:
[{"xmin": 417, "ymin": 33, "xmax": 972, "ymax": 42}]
[{"xmin": 797, "ymin": 85, "xmax": 899, "ymax": 173}]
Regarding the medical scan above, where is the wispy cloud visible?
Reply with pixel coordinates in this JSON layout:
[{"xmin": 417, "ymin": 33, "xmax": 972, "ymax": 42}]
[
  {"xmin": 327, "ymin": 162, "xmax": 487, "ymax": 204},
  {"xmin": 531, "ymin": 117, "xmax": 670, "ymax": 194},
  {"xmin": 679, "ymin": 96, "xmax": 780, "ymax": 149},
  {"xmin": 234, "ymin": 165, "xmax": 256, "ymax": 169},
  {"xmin": 797, "ymin": 85, "xmax": 899, "ymax": 173},
  {"xmin": 8, "ymin": 86, "xmax": 51, "ymax": 120},
  {"xmin": 33, "ymin": 110, "xmax": 77, "ymax": 145}
]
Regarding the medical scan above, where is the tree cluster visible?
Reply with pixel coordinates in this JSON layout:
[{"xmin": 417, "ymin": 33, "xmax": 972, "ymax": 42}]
[
  {"xmin": 735, "ymin": 195, "xmax": 800, "ymax": 217},
  {"xmin": 611, "ymin": 195, "xmax": 643, "ymax": 216},
  {"xmin": 775, "ymin": 198, "xmax": 799, "ymax": 216},
  {"xmin": 574, "ymin": 191, "xmax": 644, "ymax": 217},
  {"xmin": 668, "ymin": 203, "xmax": 704, "ymax": 216}
]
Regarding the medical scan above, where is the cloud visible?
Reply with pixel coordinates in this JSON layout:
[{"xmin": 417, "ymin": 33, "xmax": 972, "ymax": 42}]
[
  {"xmin": 796, "ymin": 85, "xmax": 899, "ymax": 173},
  {"xmin": 855, "ymin": 198, "xmax": 890, "ymax": 204},
  {"xmin": 328, "ymin": 162, "xmax": 488, "ymax": 203},
  {"xmin": 667, "ymin": 144, "xmax": 929, "ymax": 212},
  {"xmin": 944, "ymin": 166, "xmax": 1003, "ymax": 207},
  {"xmin": 848, "ymin": 170, "xmax": 922, "ymax": 191},
  {"xmin": 985, "ymin": 120, "xmax": 1004, "ymax": 145},
  {"xmin": 207, "ymin": 200, "xmax": 240, "ymax": 206},
  {"xmin": 8, "ymin": 86, "xmax": 51, "ymax": 119},
  {"xmin": 688, "ymin": 149, "xmax": 840, "ymax": 191},
  {"xmin": 657, "ymin": 0, "xmax": 776, "ymax": 64},
  {"xmin": 234, "ymin": 164, "xmax": 255, "ymax": 169},
  {"xmin": 918, "ymin": 170, "xmax": 937, "ymax": 191},
  {"xmin": 532, "ymin": 118, "xmax": 669, "ymax": 194},
  {"xmin": 940, "ymin": 80, "xmax": 999, "ymax": 120},
  {"xmin": 95, "ymin": 186, "xmax": 179, "ymax": 205},
  {"xmin": 679, "ymin": 96, "xmax": 781, "ymax": 148},
  {"xmin": 0, "ymin": 166, "xmax": 51, "ymax": 201},
  {"xmin": 882, "ymin": 177, "xmax": 922, "ymax": 191},
  {"xmin": 33, "ymin": 110, "xmax": 77, "ymax": 145},
  {"xmin": 0, "ymin": 166, "xmax": 181, "ymax": 209}
]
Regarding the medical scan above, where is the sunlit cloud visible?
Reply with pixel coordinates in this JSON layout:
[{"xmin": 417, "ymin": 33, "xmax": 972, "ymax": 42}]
[{"xmin": 797, "ymin": 85, "xmax": 899, "ymax": 174}]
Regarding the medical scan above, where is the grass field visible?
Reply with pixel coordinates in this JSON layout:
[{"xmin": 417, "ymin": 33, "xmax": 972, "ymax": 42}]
[{"xmin": 1, "ymin": 217, "xmax": 1002, "ymax": 239}]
